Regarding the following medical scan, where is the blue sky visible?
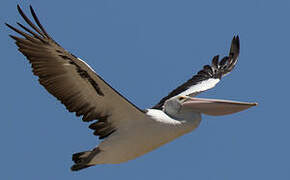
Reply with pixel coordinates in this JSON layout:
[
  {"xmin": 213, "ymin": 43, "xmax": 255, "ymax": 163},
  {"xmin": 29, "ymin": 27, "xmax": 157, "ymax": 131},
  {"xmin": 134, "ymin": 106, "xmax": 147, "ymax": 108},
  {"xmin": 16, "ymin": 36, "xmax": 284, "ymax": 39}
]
[{"xmin": 1, "ymin": 0, "xmax": 289, "ymax": 179}]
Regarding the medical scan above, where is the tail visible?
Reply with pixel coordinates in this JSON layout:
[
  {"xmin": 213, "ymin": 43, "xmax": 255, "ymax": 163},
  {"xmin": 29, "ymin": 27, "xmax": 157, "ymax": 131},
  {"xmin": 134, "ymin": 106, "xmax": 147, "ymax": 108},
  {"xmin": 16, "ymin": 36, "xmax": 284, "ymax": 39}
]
[{"xmin": 71, "ymin": 148, "xmax": 101, "ymax": 171}]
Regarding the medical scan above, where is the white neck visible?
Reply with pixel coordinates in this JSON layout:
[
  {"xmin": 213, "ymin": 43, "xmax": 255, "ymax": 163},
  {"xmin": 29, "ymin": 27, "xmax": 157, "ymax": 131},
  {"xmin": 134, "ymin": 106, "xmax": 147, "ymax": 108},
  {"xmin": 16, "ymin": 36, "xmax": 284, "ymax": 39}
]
[{"xmin": 146, "ymin": 108, "xmax": 202, "ymax": 127}]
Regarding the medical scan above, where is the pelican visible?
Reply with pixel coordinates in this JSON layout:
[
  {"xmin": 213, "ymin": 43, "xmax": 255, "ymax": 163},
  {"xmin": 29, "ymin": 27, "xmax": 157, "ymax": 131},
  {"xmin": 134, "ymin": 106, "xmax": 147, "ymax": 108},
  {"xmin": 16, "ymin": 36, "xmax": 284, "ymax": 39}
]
[{"xmin": 6, "ymin": 5, "xmax": 257, "ymax": 171}]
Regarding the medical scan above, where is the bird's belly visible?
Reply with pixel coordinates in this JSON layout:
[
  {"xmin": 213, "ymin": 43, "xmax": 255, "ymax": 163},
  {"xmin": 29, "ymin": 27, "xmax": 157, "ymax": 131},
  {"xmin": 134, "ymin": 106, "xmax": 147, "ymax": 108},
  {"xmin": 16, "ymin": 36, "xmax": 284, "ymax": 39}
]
[{"xmin": 94, "ymin": 117, "xmax": 200, "ymax": 164}]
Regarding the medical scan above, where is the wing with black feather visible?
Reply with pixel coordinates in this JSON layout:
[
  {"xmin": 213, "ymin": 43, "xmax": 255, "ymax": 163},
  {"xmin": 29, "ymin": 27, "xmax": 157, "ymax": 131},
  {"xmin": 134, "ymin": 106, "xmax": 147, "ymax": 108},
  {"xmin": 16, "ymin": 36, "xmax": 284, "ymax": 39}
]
[{"xmin": 153, "ymin": 36, "xmax": 240, "ymax": 109}]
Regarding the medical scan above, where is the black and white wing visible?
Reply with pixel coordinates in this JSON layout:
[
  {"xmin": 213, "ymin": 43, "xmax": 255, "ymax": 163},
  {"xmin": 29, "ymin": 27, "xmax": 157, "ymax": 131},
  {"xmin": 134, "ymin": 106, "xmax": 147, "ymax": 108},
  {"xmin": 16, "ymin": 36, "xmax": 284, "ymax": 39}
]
[
  {"xmin": 7, "ymin": 5, "xmax": 146, "ymax": 140},
  {"xmin": 153, "ymin": 36, "xmax": 240, "ymax": 109}
]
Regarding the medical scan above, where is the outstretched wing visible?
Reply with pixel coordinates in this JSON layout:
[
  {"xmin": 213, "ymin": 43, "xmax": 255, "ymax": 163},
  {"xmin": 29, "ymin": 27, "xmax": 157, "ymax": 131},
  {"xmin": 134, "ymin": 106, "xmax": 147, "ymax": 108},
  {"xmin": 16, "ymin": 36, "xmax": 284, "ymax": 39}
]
[
  {"xmin": 7, "ymin": 5, "xmax": 146, "ymax": 139},
  {"xmin": 153, "ymin": 36, "xmax": 240, "ymax": 109}
]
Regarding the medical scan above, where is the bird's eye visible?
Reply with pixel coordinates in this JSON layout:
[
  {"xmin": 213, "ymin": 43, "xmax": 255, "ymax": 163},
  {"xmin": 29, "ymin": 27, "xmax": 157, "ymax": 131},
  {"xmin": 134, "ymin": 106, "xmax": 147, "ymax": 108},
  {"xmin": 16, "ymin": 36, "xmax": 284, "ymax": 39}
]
[{"xmin": 178, "ymin": 96, "xmax": 186, "ymax": 101}]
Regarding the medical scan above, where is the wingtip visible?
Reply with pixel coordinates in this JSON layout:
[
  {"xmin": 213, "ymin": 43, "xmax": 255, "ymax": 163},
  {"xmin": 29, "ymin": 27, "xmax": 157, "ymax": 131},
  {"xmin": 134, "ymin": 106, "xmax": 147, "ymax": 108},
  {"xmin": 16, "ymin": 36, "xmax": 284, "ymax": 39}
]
[
  {"xmin": 71, "ymin": 164, "xmax": 93, "ymax": 171},
  {"xmin": 211, "ymin": 55, "xmax": 219, "ymax": 67},
  {"xmin": 29, "ymin": 5, "xmax": 34, "ymax": 12},
  {"xmin": 8, "ymin": 34, "xmax": 16, "ymax": 40},
  {"xmin": 17, "ymin": 4, "xmax": 22, "ymax": 13},
  {"xmin": 5, "ymin": 22, "xmax": 14, "ymax": 30},
  {"xmin": 232, "ymin": 35, "xmax": 240, "ymax": 48},
  {"xmin": 5, "ymin": 23, "xmax": 13, "ymax": 33},
  {"xmin": 229, "ymin": 35, "xmax": 240, "ymax": 59}
]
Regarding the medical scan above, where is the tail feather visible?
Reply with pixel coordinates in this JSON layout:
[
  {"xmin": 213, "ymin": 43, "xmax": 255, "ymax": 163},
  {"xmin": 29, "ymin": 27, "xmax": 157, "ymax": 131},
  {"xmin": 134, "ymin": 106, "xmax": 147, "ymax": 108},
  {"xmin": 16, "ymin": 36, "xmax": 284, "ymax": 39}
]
[
  {"xmin": 72, "ymin": 151, "xmax": 91, "ymax": 164},
  {"xmin": 71, "ymin": 148, "xmax": 101, "ymax": 171},
  {"xmin": 71, "ymin": 164, "xmax": 93, "ymax": 171}
]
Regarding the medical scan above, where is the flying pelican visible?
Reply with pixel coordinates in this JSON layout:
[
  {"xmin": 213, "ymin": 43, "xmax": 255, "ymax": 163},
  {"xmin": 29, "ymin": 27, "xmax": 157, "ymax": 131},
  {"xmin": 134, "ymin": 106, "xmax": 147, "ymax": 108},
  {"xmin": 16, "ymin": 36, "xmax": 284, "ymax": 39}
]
[{"xmin": 6, "ymin": 5, "xmax": 257, "ymax": 171}]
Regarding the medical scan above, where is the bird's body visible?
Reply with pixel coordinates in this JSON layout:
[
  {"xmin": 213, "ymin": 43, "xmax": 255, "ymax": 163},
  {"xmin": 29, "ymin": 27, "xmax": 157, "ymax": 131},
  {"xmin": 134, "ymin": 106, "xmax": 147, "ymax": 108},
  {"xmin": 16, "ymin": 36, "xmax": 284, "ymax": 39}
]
[
  {"xmin": 93, "ymin": 109, "xmax": 201, "ymax": 164},
  {"xmin": 7, "ymin": 5, "xmax": 257, "ymax": 171}
]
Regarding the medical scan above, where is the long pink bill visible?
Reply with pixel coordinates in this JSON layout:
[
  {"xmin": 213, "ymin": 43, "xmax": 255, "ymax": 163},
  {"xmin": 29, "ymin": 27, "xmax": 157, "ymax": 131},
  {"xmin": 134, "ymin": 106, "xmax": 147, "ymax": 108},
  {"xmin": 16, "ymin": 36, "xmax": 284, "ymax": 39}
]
[{"xmin": 182, "ymin": 97, "xmax": 257, "ymax": 116}]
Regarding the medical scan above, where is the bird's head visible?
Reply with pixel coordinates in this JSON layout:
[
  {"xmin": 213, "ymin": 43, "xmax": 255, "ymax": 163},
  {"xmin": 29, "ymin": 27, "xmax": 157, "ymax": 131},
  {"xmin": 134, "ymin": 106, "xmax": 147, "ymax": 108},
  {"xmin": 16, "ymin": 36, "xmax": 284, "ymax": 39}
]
[{"xmin": 163, "ymin": 95, "xmax": 190, "ymax": 117}]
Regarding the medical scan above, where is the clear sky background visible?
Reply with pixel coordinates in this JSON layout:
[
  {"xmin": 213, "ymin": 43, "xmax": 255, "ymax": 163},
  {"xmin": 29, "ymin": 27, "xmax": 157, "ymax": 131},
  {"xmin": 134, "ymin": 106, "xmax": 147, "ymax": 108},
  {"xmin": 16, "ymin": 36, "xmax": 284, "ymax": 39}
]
[{"xmin": 1, "ymin": 0, "xmax": 289, "ymax": 179}]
